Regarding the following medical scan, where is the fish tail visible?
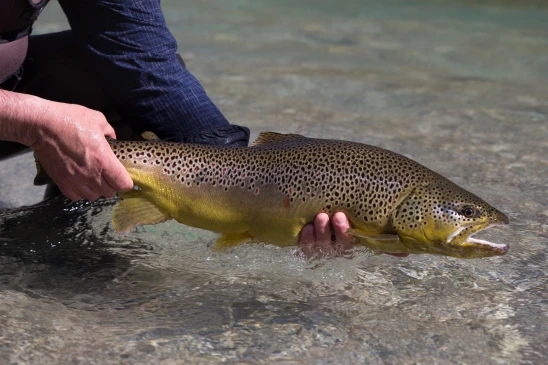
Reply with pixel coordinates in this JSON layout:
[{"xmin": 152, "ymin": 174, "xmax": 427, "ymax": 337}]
[{"xmin": 33, "ymin": 153, "xmax": 53, "ymax": 186}]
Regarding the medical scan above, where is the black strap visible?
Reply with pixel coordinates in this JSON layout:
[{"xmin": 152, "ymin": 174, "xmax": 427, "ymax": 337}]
[
  {"xmin": 0, "ymin": 0, "xmax": 49, "ymax": 43},
  {"xmin": 0, "ymin": 66, "xmax": 24, "ymax": 91},
  {"xmin": 25, "ymin": 0, "xmax": 49, "ymax": 22}
]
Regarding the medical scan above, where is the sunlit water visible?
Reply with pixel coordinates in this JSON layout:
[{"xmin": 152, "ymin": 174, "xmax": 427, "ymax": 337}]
[
  {"xmin": 1, "ymin": 0, "xmax": 547, "ymax": 364},
  {"xmin": 1, "ymin": 196, "xmax": 543, "ymax": 364}
]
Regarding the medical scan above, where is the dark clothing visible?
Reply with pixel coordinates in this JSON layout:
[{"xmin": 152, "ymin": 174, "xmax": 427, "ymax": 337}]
[
  {"xmin": 0, "ymin": 0, "xmax": 249, "ymax": 149},
  {"xmin": 0, "ymin": 0, "xmax": 46, "ymax": 40},
  {"xmin": 0, "ymin": 0, "xmax": 48, "ymax": 85}
]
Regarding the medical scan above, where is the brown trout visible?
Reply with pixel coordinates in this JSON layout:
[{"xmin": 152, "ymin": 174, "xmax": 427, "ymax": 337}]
[{"xmin": 35, "ymin": 132, "xmax": 509, "ymax": 258}]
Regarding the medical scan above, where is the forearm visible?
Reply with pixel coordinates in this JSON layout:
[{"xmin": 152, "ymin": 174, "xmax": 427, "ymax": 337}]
[{"xmin": 0, "ymin": 89, "xmax": 47, "ymax": 146}]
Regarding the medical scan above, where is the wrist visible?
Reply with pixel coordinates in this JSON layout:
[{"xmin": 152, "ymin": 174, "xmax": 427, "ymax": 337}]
[{"xmin": 0, "ymin": 90, "xmax": 52, "ymax": 147}]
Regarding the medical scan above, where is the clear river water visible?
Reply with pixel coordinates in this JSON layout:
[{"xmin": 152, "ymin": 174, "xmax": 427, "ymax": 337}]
[{"xmin": 0, "ymin": 1, "xmax": 547, "ymax": 364}]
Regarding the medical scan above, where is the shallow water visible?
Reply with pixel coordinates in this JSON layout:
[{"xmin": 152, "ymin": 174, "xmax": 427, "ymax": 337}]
[{"xmin": 1, "ymin": 0, "xmax": 547, "ymax": 364}]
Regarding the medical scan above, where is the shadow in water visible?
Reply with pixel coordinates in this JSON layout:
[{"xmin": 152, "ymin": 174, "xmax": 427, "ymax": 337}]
[{"xmin": 0, "ymin": 197, "xmax": 149, "ymax": 296}]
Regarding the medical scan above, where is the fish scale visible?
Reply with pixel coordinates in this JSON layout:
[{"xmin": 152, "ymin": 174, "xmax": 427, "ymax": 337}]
[
  {"xmin": 34, "ymin": 131, "xmax": 509, "ymax": 258},
  {"xmin": 115, "ymin": 137, "xmax": 424, "ymax": 223},
  {"xmin": 101, "ymin": 132, "xmax": 509, "ymax": 258}
]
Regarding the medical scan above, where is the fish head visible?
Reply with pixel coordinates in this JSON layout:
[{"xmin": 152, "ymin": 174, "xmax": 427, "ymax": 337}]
[{"xmin": 391, "ymin": 181, "xmax": 509, "ymax": 258}]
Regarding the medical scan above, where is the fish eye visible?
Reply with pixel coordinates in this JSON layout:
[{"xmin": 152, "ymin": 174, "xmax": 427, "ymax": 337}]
[{"xmin": 461, "ymin": 205, "xmax": 480, "ymax": 218}]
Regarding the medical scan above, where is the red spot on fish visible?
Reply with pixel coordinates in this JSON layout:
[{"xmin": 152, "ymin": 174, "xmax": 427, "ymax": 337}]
[
  {"xmin": 255, "ymin": 188, "xmax": 260, "ymax": 195},
  {"xmin": 242, "ymin": 174, "xmax": 246, "ymax": 179},
  {"xmin": 283, "ymin": 196, "xmax": 290, "ymax": 209},
  {"xmin": 289, "ymin": 188, "xmax": 293, "ymax": 194}
]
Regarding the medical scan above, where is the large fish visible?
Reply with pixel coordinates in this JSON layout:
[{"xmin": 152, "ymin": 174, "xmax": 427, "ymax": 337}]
[{"xmin": 35, "ymin": 132, "xmax": 509, "ymax": 258}]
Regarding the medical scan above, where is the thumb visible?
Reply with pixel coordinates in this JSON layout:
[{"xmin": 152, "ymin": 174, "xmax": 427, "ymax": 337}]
[{"xmin": 101, "ymin": 122, "xmax": 117, "ymax": 139}]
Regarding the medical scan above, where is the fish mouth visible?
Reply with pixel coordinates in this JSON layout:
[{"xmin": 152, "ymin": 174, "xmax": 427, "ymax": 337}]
[{"xmin": 446, "ymin": 223, "xmax": 509, "ymax": 259}]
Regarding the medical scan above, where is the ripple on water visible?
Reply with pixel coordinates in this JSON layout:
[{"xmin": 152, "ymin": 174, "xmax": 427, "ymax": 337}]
[{"xmin": 0, "ymin": 195, "xmax": 547, "ymax": 364}]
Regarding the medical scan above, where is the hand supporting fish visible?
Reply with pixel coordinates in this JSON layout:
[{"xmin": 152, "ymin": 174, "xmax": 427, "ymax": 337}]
[
  {"xmin": 300, "ymin": 211, "xmax": 355, "ymax": 257},
  {"xmin": 35, "ymin": 132, "xmax": 509, "ymax": 259}
]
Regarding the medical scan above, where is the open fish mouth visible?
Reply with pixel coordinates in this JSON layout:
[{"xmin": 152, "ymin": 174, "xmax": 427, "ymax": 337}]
[
  {"xmin": 447, "ymin": 224, "xmax": 509, "ymax": 258},
  {"xmin": 465, "ymin": 236, "xmax": 509, "ymax": 255}
]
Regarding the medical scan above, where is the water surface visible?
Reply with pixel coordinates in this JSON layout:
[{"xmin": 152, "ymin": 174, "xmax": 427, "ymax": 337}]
[{"xmin": 1, "ymin": 0, "xmax": 547, "ymax": 364}]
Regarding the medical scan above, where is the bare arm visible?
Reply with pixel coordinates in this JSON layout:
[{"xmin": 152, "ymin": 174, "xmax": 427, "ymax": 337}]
[
  {"xmin": 0, "ymin": 90, "xmax": 44, "ymax": 145},
  {"xmin": 0, "ymin": 90, "xmax": 133, "ymax": 201}
]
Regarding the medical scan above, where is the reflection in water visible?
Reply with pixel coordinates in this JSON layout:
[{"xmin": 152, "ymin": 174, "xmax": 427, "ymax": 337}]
[
  {"xmin": 1, "ymin": 0, "xmax": 548, "ymax": 363},
  {"xmin": 0, "ymin": 194, "xmax": 546, "ymax": 364}
]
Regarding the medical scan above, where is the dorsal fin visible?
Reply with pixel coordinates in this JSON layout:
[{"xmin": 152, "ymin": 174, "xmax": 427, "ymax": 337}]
[
  {"xmin": 141, "ymin": 131, "xmax": 160, "ymax": 141},
  {"xmin": 252, "ymin": 132, "xmax": 307, "ymax": 146}
]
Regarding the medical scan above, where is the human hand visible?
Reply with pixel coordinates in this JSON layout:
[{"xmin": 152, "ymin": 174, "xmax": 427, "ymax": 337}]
[
  {"xmin": 299, "ymin": 212, "xmax": 409, "ymax": 257},
  {"xmin": 30, "ymin": 101, "xmax": 133, "ymax": 201},
  {"xmin": 299, "ymin": 212, "xmax": 353, "ymax": 256}
]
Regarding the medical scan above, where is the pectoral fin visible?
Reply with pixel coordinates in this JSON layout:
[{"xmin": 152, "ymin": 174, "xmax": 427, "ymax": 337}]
[
  {"xmin": 112, "ymin": 191, "xmax": 169, "ymax": 233},
  {"xmin": 346, "ymin": 229, "xmax": 411, "ymax": 254},
  {"xmin": 213, "ymin": 232, "xmax": 253, "ymax": 251}
]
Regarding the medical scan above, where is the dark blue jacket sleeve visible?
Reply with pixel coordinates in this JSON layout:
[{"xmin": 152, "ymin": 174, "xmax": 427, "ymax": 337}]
[{"xmin": 59, "ymin": 0, "xmax": 249, "ymax": 145}]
